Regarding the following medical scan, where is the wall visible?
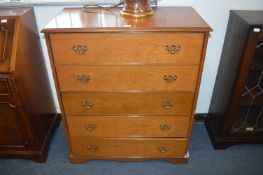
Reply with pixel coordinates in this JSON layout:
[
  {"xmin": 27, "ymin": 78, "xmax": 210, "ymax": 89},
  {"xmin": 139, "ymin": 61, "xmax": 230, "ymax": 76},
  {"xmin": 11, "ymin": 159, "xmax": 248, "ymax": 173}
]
[{"xmin": 33, "ymin": 0, "xmax": 263, "ymax": 113}]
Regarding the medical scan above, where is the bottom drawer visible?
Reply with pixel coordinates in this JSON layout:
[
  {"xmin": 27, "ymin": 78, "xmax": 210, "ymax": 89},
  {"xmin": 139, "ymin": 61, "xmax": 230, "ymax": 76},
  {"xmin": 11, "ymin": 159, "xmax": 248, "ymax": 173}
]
[{"xmin": 70, "ymin": 138, "xmax": 187, "ymax": 158}]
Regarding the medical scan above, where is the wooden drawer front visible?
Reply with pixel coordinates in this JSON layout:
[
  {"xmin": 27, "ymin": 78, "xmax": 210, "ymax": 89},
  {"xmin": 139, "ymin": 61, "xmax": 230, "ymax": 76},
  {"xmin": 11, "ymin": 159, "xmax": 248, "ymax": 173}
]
[
  {"xmin": 50, "ymin": 33, "xmax": 204, "ymax": 66},
  {"xmin": 70, "ymin": 138, "xmax": 187, "ymax": 158},
  {"xmin": 66, "ymin": 116, "xmax": 190, "ymax": 137},
  {"xmin": 62, "ymin": 92, "xmax": 194, "ymax": 116},
  {"xmin": 57, "ymin": 66, "xmax": 199, "ymax": 92}
]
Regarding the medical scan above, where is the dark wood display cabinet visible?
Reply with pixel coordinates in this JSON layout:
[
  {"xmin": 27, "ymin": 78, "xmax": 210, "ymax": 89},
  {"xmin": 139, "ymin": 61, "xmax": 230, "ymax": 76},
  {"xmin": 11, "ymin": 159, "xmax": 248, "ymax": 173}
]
[
  {"xmin": 0, "ymin": 8, "xmax": 60, "ymax": 162},
  {"xmin": 206, "ymin": 10, "xmax": 263, "ymax": 149}
]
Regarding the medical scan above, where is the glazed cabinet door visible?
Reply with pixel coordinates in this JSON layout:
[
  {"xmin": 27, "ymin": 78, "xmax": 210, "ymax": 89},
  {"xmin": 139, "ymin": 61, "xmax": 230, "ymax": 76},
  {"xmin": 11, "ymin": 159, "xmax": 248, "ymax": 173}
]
[{"xmin": 231, "ymin": 29, "xmax": 263, "ymax": 134}]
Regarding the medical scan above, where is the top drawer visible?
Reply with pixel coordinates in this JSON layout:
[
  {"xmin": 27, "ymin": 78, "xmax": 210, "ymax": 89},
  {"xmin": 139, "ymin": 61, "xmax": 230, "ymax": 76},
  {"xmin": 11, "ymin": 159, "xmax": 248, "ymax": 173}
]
[{"xmin": 50, "ymin": 33, "xmax": 204, "ymax": 66}]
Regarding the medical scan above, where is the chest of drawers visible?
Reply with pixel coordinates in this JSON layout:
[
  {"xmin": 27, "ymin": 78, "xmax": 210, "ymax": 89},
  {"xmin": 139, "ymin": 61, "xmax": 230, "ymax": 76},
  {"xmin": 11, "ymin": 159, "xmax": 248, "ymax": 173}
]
[{"xmin": 43, "ymin": 7, "xmax": 211, "ymax": 164}]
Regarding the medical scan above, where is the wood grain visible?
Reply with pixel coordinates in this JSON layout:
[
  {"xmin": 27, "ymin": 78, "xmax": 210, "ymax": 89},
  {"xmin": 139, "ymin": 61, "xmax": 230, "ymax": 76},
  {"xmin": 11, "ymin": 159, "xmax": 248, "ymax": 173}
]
[
  {"xmin": 66, "ymin": 116, "xmax": 190, "ymax": 137},
  {"xmin": 62, "ymin": 92, "xmax": 194, "ymax": 116},
  {"xmin": 0, "ymin": 8, "xmax": 59, "ymax": 163},
  {"xmin": 56, "ymin": 65, "xmax": 199, "ymax": 92},
  {"xmin": 70, "ymin": 138, "xmax": 187, "ymax": 158},
  {"xmin": 0, "ymin": 18, "xmax": 16, "ymax": 73},
  {"xmin": 0, "ymin": 78, "xmax": 11, "ymax": 95},
  {"xmin": 42, "ymin": 7, "xmax": 211, "ymax": 163},
  {"xmin": 0, "ymin": 97, "xmax": 26, "ymax": 146},
  {"xmin": 42, "ymin": 7, "xmax": 212, "ymax": 33},
  {"xmin": 50, "ymin": 33, "xmax": 204, "ymax": 66}
]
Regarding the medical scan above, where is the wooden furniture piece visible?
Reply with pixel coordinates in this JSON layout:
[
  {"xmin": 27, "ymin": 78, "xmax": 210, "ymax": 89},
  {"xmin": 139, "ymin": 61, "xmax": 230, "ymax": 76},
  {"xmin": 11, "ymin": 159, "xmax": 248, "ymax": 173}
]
[
  {"xmin": 206, "ymin": 10, "xmax": 263, "ymax": 149},
  {"xmin": 43, "ymin": 7, "xmax": 211, "ymax": 164},
  {"xmin": 0, "ymin": 8, "xmax": 60, "ymax": 162}
]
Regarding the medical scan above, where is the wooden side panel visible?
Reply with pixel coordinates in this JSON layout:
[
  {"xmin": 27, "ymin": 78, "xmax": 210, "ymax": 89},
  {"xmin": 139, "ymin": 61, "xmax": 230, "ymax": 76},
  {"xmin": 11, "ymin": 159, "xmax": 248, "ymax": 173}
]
[
  {"xmin": 208, "ymin": 12, "xmax": 249, "ymax": 132},
  {"xmin": 14, "ymin": 8, "xmax": 57, "ymax": 147}
]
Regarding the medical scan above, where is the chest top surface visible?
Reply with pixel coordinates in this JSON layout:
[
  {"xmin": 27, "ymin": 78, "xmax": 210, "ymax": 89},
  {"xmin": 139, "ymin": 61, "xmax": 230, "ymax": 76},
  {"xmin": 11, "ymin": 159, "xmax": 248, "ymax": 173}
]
[{"xmin": 42, "ymin": 7, "xmax": 211, "ymax": 33}]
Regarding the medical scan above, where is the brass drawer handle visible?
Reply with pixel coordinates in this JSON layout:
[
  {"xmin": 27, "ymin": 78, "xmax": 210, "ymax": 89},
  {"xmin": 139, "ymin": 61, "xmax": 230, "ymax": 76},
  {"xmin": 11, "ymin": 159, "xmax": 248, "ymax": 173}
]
[
  {"xmin": 157, "ymin": 146, "xmax": 169, "ymax": 153},
  {"xmin": 84, "ymin": 123, "xmax": 97, "ymax": 131},
  {"xmin": 87, "ymin": 145, "xmax": 98, "ymax": 152},
  {"xmin": 163, "ymin": 75, "xmax": 177, "ymax": 83},
  {"xmin": 161, "ymin": 101, "xmax": 174, "ymax": 109},
  {"xmin": 160, "ymin": 124, "xmax": 171, "ymax": 131},
  {"xmin": 77, "ymin": 75, "xmax": 91, "ymax": 84},
  {"xmin": 82, "ymin": 101, "xmax": 94, "ymax": 109},
  {"xmin": 166, "ymin": 44, "xmax": 181, "ymax": 54},
  {"xmin": 73, "ymin": 45, "xmax": 87, "ymax": 54}
]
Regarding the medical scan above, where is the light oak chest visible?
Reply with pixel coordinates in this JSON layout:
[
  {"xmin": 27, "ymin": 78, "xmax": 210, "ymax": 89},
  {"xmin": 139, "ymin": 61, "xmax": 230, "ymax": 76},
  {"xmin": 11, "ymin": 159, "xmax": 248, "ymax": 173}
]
[{"xmin": 43, "ymin": 7, "xmax": 211, "ymax": 164}]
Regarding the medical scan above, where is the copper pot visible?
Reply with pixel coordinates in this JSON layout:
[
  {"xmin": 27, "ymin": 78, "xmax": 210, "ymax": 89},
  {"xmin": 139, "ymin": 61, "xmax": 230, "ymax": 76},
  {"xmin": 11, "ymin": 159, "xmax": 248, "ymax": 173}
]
[{"xmin": 120, "ymin": 0, "xmax": 153, "ymax": 18}]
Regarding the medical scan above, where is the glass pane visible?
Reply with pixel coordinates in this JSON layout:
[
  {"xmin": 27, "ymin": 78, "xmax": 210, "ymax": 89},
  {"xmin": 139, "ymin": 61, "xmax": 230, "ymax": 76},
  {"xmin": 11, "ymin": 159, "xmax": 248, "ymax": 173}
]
[{"xmin": 232, "ymin": 39, "xmax": 263, "ymax": 133}]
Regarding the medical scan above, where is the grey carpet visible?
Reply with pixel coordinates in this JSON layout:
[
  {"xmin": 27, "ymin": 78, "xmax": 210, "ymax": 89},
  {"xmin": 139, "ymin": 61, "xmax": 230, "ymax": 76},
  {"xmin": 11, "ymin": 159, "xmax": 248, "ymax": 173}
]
[{"xmin": 0, "ymin": 123, "xmax": 262, "ymax": 175}]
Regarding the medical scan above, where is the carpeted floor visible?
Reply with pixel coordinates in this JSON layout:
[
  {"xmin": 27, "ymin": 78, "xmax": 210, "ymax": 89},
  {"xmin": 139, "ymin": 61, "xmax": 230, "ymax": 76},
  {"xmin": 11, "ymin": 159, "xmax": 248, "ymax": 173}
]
[{"xmin": 0, "ymin": 122, "xmax": 262, "ymax": 175}]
